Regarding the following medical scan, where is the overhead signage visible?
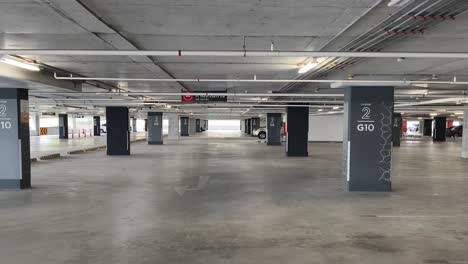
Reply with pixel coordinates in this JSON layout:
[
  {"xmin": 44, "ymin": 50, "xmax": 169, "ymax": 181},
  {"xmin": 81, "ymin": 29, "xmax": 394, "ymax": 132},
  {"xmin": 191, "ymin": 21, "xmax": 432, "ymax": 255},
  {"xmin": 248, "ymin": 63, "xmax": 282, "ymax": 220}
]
[
  {"xmin": 41, "ymin": 112, "xmax": 56, "ymax": 116},
  {"xmin": 181, "ymin": 90, "xmax": 227, "ymax": 104}
]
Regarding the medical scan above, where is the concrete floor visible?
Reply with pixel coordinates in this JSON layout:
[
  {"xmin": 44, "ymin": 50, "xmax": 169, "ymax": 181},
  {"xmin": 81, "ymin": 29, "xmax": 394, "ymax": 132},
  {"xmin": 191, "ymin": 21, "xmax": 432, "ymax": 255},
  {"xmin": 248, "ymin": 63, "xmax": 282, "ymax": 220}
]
[
  {"xmin": 30, "ymin": 132, "xmax": 147, "ymax": 159},
  {"xmin": 1, "ymin": 136, "xmax": 468, "ymax": 263}
]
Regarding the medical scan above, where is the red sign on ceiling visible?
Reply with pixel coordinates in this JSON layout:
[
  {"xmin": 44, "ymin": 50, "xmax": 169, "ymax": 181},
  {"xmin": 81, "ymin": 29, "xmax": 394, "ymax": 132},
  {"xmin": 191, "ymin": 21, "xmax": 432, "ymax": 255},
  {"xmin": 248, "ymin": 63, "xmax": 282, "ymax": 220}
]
[{"xmin": 181, "ymin": 90, "xmax": 194, "ymax": 103}]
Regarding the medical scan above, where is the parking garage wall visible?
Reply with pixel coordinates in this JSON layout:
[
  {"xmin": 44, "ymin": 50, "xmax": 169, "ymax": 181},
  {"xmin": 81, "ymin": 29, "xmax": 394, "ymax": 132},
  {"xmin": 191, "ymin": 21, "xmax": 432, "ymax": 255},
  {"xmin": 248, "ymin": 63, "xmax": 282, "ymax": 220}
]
[{"xmin": 308, "ymin": 114, "xmax": 343, "ymax": 142}]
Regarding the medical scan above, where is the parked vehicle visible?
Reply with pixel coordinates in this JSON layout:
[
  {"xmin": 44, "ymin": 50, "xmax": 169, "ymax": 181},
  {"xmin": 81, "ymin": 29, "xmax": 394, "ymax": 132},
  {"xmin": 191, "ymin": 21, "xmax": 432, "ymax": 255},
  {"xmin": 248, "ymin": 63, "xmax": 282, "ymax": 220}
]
[
  {"xmin": 253, "ymin": 127, "xmax": 267, "ymax": 139},
  {"xmin": 446, "ymin": 125, "xmax": 463, "ymax": 138}
]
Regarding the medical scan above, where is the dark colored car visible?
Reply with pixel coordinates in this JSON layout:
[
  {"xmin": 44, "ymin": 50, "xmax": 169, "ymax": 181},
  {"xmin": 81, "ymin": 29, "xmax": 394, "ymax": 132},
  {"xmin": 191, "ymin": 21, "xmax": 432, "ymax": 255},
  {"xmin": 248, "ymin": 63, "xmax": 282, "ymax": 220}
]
[{"xmin": 446, "ymin": 125, "xmax": 463, "ymax": 138}]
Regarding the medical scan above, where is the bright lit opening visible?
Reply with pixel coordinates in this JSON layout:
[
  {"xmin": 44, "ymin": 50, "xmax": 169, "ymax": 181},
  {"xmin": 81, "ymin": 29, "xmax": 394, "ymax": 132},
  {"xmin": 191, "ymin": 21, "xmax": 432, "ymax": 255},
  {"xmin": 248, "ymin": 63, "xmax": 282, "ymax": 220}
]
[{"xmin": 207, "ymin": 120, "xmax": 241, "ymax": 131}]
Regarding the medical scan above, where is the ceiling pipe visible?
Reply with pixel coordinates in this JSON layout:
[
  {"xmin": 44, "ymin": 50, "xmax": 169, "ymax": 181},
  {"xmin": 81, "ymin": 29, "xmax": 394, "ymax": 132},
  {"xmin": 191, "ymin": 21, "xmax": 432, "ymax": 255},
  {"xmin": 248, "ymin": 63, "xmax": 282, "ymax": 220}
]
[
  {"xmin": 31, "ymin": 91, "xmax": 344, "ymax": 97},
  {"xmin": 29, "ymin": 98, "xmax": 345, "ymax": 104},
  {"xmin": 4, "ymin": 49, "xmax": 468, "ymax": 59},
  {"xmin": 52, "ymin": 73, "xmax": 468, "ymax": 86},
  {"xmin": 30, "ymin": 101, "xmax": 330, "ymax": 108},
  {"xmin": 28, "ymin": 91, "xmax": 465, "ymax": 99},
  {"xmin": 395, "ymin": 97, "xmax": 468, "ymax": 107}
]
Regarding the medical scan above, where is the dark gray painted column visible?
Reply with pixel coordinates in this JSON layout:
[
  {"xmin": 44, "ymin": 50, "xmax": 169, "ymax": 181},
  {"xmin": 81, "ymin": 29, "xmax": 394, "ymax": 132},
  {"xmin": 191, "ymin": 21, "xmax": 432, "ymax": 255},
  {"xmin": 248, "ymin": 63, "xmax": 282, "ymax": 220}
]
[
  {"xmin": 247, "ymin": 119, "xmax": 252, "ymax": 134},
  {"xmin": 0, "ymin": 89, "xmax": 31, "ymax": 189},
  {"xmin": 244, "ymin": 119, "xmax": 248, "ymax": 133},
  {"xmin": 180, "ymin": 116, "xmax": 189, "ymax": 136},
  {"xmin": 342, "ymin": 86, "xmax": 393, "ymax": 192},
  {"xmin": 267, "ymin": 113, "xmax": 282, "ymax": 145},
  {"xmin": 196, "ymin": 119, "xmax": 201, "ymax": 132},
  {"xmin": 93, "ymin": 116, "xmax": 101, "ymax": 136},
  {"xmin": 393, "ymin": 113, "xmax": 402, "ymax": 147},
  {"xmin": 286, "ymin": 107, "xmax": 309, "ymax": 157},
  {"xmin": 251, "ymin": 117, "xmax": 260, "ymax": 135},
  {"xmin": 423, "ymin": 119, "xmax": 432, "ymax": 136},
  {"xmin": 148, "ymin": 112, "xmax": 163, "ymax": 144},
  {"xmin": 58, "ymin": 114, "xmax": 68, "ymax": 139},
  {"xmin": 433, "ymin": 116, "xmax": 446, "ymax": 142},
  {"xmin": 106, "ymin": 107, "xmax": 130, "ymax": 155},
  {"xmin": 144, "ymin": 118, "xmax": 148, "ymax": 132}
]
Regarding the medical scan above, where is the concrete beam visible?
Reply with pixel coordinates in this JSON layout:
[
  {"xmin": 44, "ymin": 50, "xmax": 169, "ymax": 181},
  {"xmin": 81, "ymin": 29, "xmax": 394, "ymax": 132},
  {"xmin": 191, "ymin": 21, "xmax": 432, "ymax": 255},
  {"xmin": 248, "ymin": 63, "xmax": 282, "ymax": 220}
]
[{"xmin": 0, "ymin": 63, "xmax": 81, "ymax": 92}]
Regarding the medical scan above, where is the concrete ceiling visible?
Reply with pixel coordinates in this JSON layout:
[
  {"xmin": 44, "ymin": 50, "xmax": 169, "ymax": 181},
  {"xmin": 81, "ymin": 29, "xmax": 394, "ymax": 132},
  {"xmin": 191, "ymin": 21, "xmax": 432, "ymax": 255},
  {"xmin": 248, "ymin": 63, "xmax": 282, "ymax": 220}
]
[{"xmin": 1, "ymin": 0, "xmax": 468, "ymax": 118}]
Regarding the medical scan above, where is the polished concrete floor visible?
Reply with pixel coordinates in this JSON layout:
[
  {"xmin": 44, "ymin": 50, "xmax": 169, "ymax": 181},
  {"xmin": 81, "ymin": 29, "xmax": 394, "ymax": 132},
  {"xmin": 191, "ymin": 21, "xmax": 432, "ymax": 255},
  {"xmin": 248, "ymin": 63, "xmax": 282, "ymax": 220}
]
[
  {"xmin": 1, "ymin": 135, "xmax": 468, "ymax": 263},
  {"xmin": 30, "ymin": 132, "xmax": 147, "ymax": 159}
]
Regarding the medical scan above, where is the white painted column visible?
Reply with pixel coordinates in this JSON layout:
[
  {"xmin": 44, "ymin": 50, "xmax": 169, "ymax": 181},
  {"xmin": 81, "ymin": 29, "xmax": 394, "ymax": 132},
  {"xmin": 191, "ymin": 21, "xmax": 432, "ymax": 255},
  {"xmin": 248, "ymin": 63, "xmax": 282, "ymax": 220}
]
[
  {"xmin": 31, "ymin": 113, "xmax": 41, "ymax": 136},
  {"xmin": 462, "ymin": 109, "xmax": 468, "ymax": 158},
  {"xmin": 167, "ymin": 113, "xmax": 179, "ymax": 139}
]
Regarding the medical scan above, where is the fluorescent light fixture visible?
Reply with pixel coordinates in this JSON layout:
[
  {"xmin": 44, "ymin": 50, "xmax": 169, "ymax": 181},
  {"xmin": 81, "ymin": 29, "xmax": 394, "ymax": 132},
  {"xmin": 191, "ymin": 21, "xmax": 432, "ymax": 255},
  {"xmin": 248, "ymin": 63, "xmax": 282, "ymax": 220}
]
[
  {"xmin": 330, "ymin": 81, "xmax": 406, "ymax": 88},
  {"xmin": 298, "ymin": 60, "xmax": 318, "ymax": 74},
  {"xmin": 332, "ymin": 106, "xmax": 340, "ymax": 110},
  {"xmin": 411, "ymin": 83, "xmax": 429, "ymax": 88},
  {"xmin": 388, "ymin": 0, "xmax": 412, "ymax": 7},
  {"xmin": 0, "ymin": 57, "xmax": 40, "ymax": 71},
  {"xmin": 317, "ymin": 109, "xmax": 323, "ymax": 112},
  {"xmin": 429, "ymin": 113, "xmax": 438, "ymax": 116}
]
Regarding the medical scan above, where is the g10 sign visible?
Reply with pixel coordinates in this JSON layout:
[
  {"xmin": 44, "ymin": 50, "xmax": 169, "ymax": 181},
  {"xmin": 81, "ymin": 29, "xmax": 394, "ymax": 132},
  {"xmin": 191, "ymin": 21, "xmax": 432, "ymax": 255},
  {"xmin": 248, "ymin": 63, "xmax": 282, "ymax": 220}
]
[{"xmin": 0, "ymin": 102, "xmax": 13, "ymax": 130}]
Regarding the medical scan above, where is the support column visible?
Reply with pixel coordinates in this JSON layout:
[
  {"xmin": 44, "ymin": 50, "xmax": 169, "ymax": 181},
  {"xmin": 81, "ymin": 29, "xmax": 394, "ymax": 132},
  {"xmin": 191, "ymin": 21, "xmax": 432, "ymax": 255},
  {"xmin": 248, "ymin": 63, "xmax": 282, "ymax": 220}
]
[
  {"xmin": 433, "ymin": 116, "xmax": 446, "ymax": 142},
  {"xmin": 342, "ymin": 86, "xmax": 393, "ymax": 192},
  {"xmin": 267, "ymin": 113, "xmax": 282, "ymax": 145},
  {"xmin": 244, "ymin": 119, "xmax": 248, "ymax": 133},
  {"xmin": 393, "ymin": 113, "xmax": 402, "ymax": 147},
  {"xmin": 131, "ymin": 117, "xmax": 137, "ymax": 133},
  {"xmin": 0, "ymin": 89, "xmax": 31, "ymax": 189},
  {"xmin": 462, "ymin": 109, "xmax": 468, "ymax": 158},
  {"xmin": 148, "ymin": 112, "xmax": 163, "ymax": 144},
  {"xmin": 71, "ymin": 116, "xmax": 77, "ymax": 133},
  {"xmin": 93, "ymin": 116, "xmax": 101, "ymax": 136},
  {"xmin": 106, "ymin": 107, "xmax": 130, "ymax": 155},
  {"xmin": 180, "ymin": 116, "xmax": 189, "ymax": 136},
  {"xmin": 247, "ymin": 119, "xmax": 252, "ymax": 134},
  {"xmin": 201, "ymin": 119, "xmax": 207, "ymax": 131},
  {"xmin": 251, "ymin": 117, "xmax": 260, "ymax": 135},
  {"xmin": 58, "ymin": 114, "xmax": 69, "ymax": 139},
  {"xmin": 144, "ymin": 119, "xmax": 148, "ymax": 132},
  {"xmin": 167, "ymin": 113, "xmax": 179, "ymax": 139},
  {"xmin": 286, "ymin": 107, "xmax": 309, "ymax": 156},
  {"xmin": 423, "ymin": 119, "xmax": 432, "ymax": 136},
  {"xmin": 196, "ymin": 119, "xmax": 201, "ymax": 132},
  {"xmin": 30, "ymin": 113, "xmax": 40, "ymax": 136}
]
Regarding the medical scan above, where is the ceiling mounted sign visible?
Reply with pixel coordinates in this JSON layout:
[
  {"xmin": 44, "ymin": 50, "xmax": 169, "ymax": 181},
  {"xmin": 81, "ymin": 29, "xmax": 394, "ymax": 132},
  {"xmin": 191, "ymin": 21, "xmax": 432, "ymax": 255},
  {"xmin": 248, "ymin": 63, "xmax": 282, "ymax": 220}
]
[
  {"xmin": 181, "ymin": 90, "xmax": 194, "ymax": 103},
  {"xmin": 181, "ymin": 90, "xmax": 227, "ymax": 104}
]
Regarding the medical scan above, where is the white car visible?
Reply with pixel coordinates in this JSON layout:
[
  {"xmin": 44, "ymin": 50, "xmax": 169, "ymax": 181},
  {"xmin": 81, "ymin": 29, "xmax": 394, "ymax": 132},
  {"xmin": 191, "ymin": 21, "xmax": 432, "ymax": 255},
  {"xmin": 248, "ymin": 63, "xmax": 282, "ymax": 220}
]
[{"xmin": 253, "ymin": 127, "xmax": 267, "ymax": 139}]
